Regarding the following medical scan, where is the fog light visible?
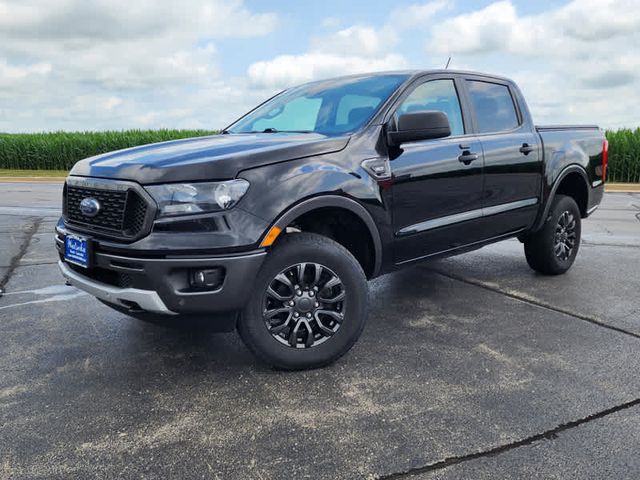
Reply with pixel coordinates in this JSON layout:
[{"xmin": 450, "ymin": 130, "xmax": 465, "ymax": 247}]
[{"xmin": 190, "ymin": 268, "xmax": 224, "ymax": 290}]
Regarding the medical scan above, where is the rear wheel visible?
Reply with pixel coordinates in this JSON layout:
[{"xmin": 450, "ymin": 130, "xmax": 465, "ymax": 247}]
[
  {"xmin": 524, "ymin": 194, "xmax": 581, "ymax": 275},
  {"xmin": 238, "ymin": 232, "xmax": 368, "ymax": 370}
]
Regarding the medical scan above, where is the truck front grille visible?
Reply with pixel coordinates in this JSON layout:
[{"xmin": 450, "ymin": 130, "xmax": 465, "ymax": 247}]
[{"xmin": 63, "ymin": 178, "xmax": 154, "ymax": 241}]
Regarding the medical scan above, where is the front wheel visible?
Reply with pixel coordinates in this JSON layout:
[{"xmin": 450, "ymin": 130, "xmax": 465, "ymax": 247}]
[
  {"xmin": 524, "ymin": 194, "xmax": 582, "ymax": 275},
  {"xmin": 238, "ymin": 232, "xmax": 368, "ymax": 370}
]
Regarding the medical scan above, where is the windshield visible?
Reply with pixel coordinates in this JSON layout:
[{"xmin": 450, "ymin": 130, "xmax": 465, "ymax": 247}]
[{"xmin": 226, "ymin": 74, "xmax": 409, "ymax": 136}]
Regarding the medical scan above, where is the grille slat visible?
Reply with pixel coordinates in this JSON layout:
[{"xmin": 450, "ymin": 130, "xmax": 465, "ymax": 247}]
[{"xmin": 65, "ymin": 184, "xmax": 149, "ymax": 240}]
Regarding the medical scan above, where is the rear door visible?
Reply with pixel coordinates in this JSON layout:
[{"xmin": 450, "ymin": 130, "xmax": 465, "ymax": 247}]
[
  {"xmin": 389, "ymin": 75, "xmax": 485, "ymax": 264},
  {"xmin": 463, "ymin": 77, "xmax": 542, "ymax": 236}
]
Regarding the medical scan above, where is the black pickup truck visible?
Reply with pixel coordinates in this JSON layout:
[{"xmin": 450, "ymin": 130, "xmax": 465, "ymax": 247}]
[{"xmin": 56, "ymin": 70, "xmax": 607, "ymax": 369}]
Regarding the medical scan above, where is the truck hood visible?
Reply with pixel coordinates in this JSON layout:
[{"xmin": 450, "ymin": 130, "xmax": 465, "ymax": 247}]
[{"xmin": 70, "ymin": 132, "xmax": 350, "ymax": 184}]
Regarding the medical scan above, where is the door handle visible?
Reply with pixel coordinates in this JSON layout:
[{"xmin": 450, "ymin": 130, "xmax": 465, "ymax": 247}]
[
  {"xmin": 458, "ymin": 152, "xmax": 479, "ymax": 165},
  {"xmin": 519, "ymin": 143, "xmax": 535, "ymax": 155}
]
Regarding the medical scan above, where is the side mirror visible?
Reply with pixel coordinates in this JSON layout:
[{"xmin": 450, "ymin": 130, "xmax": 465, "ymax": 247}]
[{"xmin": 387, "ymin": 111, "xmax": 451, "ymax": 146}]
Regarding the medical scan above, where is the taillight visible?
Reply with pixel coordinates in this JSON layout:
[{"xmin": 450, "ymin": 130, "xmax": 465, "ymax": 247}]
[{"xmin": 602, "ymin": 139, "xmax": 609, "ymax": 182}]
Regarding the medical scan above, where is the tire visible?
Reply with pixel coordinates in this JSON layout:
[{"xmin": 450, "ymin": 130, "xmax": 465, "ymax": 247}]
[
  {"xmin": 524, "ymin": 194, "xmax": 581, "ymax": 275},
  {"xmin": 238, "ymin": 232, "xmax": 368, "ymax": 370}
]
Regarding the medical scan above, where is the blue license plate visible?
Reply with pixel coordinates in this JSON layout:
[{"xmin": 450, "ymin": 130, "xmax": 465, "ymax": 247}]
[{"xmin": 64, "ymin": 234, "xmax": 90, "ymax": 268}]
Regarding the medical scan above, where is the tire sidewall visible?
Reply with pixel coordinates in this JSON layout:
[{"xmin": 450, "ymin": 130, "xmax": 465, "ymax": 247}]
[{"xmin": 239, "ymin": 233, "xmax": 368, "ymax": 369}]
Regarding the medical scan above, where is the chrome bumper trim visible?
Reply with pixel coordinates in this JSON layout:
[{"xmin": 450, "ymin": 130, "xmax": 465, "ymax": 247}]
[{"xmin": 58, "ymin": 260, "xmax": 175, "ymax": 314}]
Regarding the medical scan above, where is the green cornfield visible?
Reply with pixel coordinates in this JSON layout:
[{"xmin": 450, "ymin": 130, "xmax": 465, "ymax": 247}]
[
  {"xmin": 0, "ymin": 130, "xmax": 216, "ymax": 171},
  {"xmin": 605, "ymin": 128, "xmax": 640, "ymax": 183},
  {"xmin": 0, "ymin": 128, "xmax": 639, "ymax": 183}
]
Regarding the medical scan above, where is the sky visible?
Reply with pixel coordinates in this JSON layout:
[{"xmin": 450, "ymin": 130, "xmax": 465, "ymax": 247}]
[{"xmin": 1, "ymin": 0, "xmax": 638, "ymax": 133}]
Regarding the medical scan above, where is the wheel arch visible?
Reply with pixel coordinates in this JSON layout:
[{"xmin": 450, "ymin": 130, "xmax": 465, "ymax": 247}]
[
  {"xmin": 265, "ymin": 195, "xmax": 383, "ymax": 279},
  {"xmin": 532, "ymin": 165, "xmax": 590, "ymax": 232}
]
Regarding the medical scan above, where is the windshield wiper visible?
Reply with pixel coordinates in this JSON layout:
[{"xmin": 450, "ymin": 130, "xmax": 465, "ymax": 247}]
[
  {"xmin": 238, "ymin": 129, "xmax": 314, "ymax": 134},
  {"xmin": 262, "ymin": 128, "xmax": 314, "ymax": 133}
]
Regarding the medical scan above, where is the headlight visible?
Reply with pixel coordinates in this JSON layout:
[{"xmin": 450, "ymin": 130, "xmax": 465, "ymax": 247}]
[{"xmin": 146, "ymin": 179, "xmax": 249, "ymax": 217}]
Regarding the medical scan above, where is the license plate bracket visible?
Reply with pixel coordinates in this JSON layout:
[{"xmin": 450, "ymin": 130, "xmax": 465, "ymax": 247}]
[{"xmin": 64, "ymin": 234, "xmax": 92, "ymax": 268}]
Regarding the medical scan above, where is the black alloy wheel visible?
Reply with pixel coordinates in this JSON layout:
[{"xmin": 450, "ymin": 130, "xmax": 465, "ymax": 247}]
[
  {"xmin": 263, "ymin": 262, "xmax": 345, "ymax": 349},
  {"xmin": 554, "ymin": 210, "xmax": 577, "ymax": 261}
]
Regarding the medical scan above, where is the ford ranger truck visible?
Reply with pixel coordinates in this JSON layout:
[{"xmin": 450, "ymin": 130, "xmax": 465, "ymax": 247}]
[{"xmin": 56, "ymin": 70, "xmax": 606, "ymax": 370}]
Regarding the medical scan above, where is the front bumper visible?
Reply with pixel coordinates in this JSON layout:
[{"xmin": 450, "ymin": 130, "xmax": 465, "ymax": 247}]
[
  {"xmin": 56, "ymin": 232, "xmax": 267, "ymax": 315},
  {"xmin": 59, "ymin": 260, "xmax": 174, "ymax": 314}
]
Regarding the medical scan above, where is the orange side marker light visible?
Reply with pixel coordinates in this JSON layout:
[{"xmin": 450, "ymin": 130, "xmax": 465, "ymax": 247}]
[{"xmin": 260, "ymin": 226, "xmax": 282, "ymax": 247}]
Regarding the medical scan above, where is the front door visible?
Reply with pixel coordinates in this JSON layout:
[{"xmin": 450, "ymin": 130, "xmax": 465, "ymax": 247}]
[{"xmin": 390, "ymin": 78, "xmax": 485, "ymax": 264}]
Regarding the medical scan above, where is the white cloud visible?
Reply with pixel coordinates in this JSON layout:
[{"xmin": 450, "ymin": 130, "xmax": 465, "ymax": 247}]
[
  {"xmin": 248, "ymin": 53, "xmax": 408, "ymax": 89},
  {"xmin": 430, "ymin": 0, "xmax": 640, "ymax": 57},
  {"xmin": 553, "ymin": 0, "xmax": 640, "ymax": 41},
  {"xmin": 247, "ymin": 20, "xmax": 409, "ymax": 90},
  {"xmin": 388, "ymin": 0, "xmax": 450, "ymax": 30},
  {"xmin": 0, "ymin": 0, "xmax": 636, "ymax": 132},
  {"xmin": 0, "ymin": 60, "xmax": 51, "ymax": 86},
  {"xmin": 312, "ymin": 25, "xmax": 393, "ymax": 58},
  {"xmin": 428, "ymin": 0, "xmax": 640, "ymax": 127},
  {"xmin": 0, "ymin": 0, "xmax": 277, "ymax": 43},
  {"xmin": 246, "ymin": 1, "xmax": 450, "ymax": 90},
  {"xmin": 429, "ymin": 1, "xmax": 536, "ymax": 55},
  {"xmin": 0, "ymin": 0, "xmax": 278, "ymax": 131}
]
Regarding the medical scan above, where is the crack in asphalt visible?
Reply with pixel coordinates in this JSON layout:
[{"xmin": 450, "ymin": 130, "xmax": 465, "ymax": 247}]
[
  {"xmin": 631, "ymin": 203, "xmax": 640, "ymax": 223},
  {"xmin": 16, "ymin": 261, "xmax": 59, "ymax": 266},
  {"xmin": 377, "ymin": 398, "xmax": 640, "ymax": 479},
  {"xmin": 431, "ymin": 269, "xmax": 640, "ymax": 341},
  {"xmin": 0, "ymin": 217, "xmax": 42, "ymax": 293},
  {"xmin": 582, "ymin": 241, "xmax": 639, "ymax": 249}
]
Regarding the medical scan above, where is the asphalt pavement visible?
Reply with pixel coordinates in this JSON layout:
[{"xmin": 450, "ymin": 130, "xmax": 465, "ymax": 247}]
[{"xmin": 1, "ymin": 182, "xmax": 639, "ymax": 479}]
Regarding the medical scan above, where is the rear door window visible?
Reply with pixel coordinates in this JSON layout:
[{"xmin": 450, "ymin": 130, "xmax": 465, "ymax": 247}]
[{"xmin": 466, "ymin": 80, "xmax": 520, "ymax": 133}]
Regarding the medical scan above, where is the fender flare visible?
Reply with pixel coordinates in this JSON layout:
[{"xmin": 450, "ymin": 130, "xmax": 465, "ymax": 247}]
[
  {"xmin": 532, "ymin": 164, "xmax": 589, "ymax": 232},
  {"xmin": 267, "ymin": 195, "xmax": 383, "ymax": 277}
]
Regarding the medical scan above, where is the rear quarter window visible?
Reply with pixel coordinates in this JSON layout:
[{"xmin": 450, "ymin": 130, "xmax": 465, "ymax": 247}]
[{"xmin": 467, "ymin": 80, "xmax": 520, "ymax": 134}]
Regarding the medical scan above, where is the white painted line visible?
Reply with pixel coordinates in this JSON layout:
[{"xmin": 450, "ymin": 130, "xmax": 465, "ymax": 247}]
[
  {"xmin": 1, "ymin": 285, "xmax": 76, "ymax": 296},
  {"xmin": 0, "ymin": 206, "xmax": 61, "ymax": 216},
  {"xmin": 0, "ymin": 292, "xmax": 88, "ymax": 310}
]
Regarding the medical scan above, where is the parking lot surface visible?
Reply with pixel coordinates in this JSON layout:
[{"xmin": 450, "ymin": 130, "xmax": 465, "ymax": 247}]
[{"xmin": 1, "ymin": 183, "xmax": 639, "ymax": 479}]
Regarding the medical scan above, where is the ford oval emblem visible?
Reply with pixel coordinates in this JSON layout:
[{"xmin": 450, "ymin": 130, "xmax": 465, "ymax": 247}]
[{"xmin": 79, "ymin": 197, "xmax": 101, "ymax": 217}]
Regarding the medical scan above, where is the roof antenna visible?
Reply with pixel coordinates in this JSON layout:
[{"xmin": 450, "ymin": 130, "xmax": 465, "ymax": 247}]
[{"xmin": 444, "ymin": 56, "xmax": 451, "ymax": 69}]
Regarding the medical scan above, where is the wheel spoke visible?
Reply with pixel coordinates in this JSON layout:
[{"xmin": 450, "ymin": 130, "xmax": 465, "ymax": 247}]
[
  {"xmin": 316, "ymin": 309, "xmax": 344, "ymax": 323},
  {"xmin": 323, "ymin": 275, "xmax": 342, "ymax": 290},
  {"xmin": 302, "ymin": 320, "xmax": 314, "ymax": 348},
  {"xmin": 266, "ymin": 286, "xmax": 292, "ymax": 302},
  {"xmin": 274, "ymin": 273, "xmax": 294, "ymax": 290},
  {"xmin": 314, "ymin": 314, "xmax": 336, "ymax": 336},
  {"xmin": 312, "ymin": 264, "xmax": 323, "ymax": 288},
  {"xmin": 264, "ymin": 307, "xmax": 290, "ymax": 319},
  {"xmin": 296, "ymin": 263, "xmax": 308, "ymax": 286},
  {"xmin": 319, "ymin": 290, "xmax": 345, "ymax": 303},
  {"xmin": 270, "ymin": 313, "xmax": 293, "ymax": 334},
  {"xmin": 288, "ymin": 320, "xmax": 301, "ymax": 347}
]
